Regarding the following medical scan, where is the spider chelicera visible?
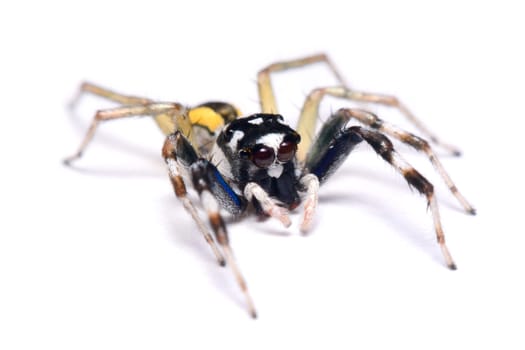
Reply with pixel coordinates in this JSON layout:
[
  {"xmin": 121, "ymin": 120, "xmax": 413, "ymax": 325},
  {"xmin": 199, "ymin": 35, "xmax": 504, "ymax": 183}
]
[{"xmin": 64, "ymin": 53, "xmax": 476, "ymax": 318}]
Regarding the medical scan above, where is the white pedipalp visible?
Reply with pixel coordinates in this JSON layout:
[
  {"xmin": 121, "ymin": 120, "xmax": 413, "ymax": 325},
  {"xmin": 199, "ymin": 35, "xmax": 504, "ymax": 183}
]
[
  {"xmin": 299, "ymin": 174, "xmax": 320, "ymax": 233},
  {"xmin": 244, "ymin": 182, "xmax": 291, "ymax": 227}
]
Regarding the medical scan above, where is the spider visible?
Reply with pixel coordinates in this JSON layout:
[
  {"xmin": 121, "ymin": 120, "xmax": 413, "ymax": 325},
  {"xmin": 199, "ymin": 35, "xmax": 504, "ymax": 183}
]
[{"xmin": 64, "ymin": 53, "xmax": 476, "ymax": 318}]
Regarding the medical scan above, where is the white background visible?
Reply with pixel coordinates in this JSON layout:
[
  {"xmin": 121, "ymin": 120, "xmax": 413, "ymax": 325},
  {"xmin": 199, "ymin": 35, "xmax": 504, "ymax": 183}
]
[{"xmin": 1, "ymin": 1, "xmax": 524, "ymax": 349}]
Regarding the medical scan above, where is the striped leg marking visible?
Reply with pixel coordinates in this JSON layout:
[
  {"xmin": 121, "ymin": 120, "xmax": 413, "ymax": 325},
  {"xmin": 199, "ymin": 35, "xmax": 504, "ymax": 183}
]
[
  {"xmin": 296, "ymin": 86, "xmax": 461, "ymax": 161},
  {"xmin": 338, "ymin": 108, "xmax": 475, "ymax": 215},
  {"xmin": 350, "ymin": 126, "xmax": 457, "ymax": 269},
  {"xmin": 192, "ymin": 169, "xmax": 257, "ymax": 318},
  {"xmin": 164, "ymin": 132, "xmax": 256, "ymax": 318},
  {"xmin": 162, "ymin": 134, "xmax": 225, "ymax": 266}
]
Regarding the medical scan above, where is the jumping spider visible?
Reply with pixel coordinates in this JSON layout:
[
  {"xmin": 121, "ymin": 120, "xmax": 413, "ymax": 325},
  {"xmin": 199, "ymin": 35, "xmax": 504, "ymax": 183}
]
[{"xmin": 64, "ymin": 54, "xmax": 475, "ymax": 318}]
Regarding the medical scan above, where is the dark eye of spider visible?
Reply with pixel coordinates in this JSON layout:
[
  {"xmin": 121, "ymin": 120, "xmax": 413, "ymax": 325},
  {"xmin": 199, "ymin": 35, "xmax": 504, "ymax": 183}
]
[
  {"xmin": 277, "ymin": 140, "xmax": 297, "ymax": 162},
  {"xmin": 252, "ymin": 146, "xmax": 275, "ymax": 168}
]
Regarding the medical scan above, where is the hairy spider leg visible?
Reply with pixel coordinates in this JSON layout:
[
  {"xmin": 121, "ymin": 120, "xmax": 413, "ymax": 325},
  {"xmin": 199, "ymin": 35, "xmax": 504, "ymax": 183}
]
[
  {"xmin": 305, "ymin": 112, "xmax": 457, "ymax": 269},
  {"xmin": 161, "ymin": 133, "xmax": 227, "ymax": 266},
  {"xmin": 257, "ymin": 53, "xmax": 348, "ymax": 115},
  {"xmin": 256, "ymin": 54, "xmax": 459, "ymax": 162},
  {"xmin": 64, "ymin": 82, "xmax": 192, "ymax": 165},
  {"xmin": 297, "ymin": 86, "xmax": 461, "ymax": 160},
  {"xmin": 67, "ymin": 82, "xmax": 195, "ymax": 140},
  {"xmin": 65, "ymin": 83, "xmax": 242, "ymax": 164},
  {"xmin": 298, "ymin": 95, "xmax": 474, "ymax": 213},
  {"xmin": 63, "ymin": 98, "xmax": 193, "ymax": 164},
  {"xmin": 163, "ymin": 132, "xmax": 256, "ymax": 318},
  {"xmin": 69, "ymin": 82, "xmax": 153, "ymax": 107},
  {"xmin": 336, "ymin": 107, "xmax": 475, "ymax": 215}
]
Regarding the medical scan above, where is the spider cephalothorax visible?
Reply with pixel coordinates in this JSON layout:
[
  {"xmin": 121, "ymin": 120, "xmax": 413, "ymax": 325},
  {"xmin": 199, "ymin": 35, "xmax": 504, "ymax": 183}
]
[
  {"xmin": 215, "ymin": 113, "xmax": 303, "ymax": 211},
  {"xmin": 64, "ymin": 53, "xmax": 475, "ymax": 319}
]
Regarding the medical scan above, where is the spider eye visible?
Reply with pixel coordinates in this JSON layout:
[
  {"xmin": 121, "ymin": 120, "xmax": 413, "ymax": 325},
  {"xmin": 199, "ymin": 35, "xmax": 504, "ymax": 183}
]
[
  {"xmin": 239, "ymin": 148, "xmax": 250, "ymax": 159},
  {"xmin": 277, "ymin": 140, "xmax": 297, "ymax": 162},
  {"xmin": 252, "ymin": 145, "xmax": 275, "ymax": 168}
]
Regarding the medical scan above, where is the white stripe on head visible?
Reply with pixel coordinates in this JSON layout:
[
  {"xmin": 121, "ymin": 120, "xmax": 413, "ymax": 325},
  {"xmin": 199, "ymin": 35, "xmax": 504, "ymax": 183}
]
[
  {"xmin": 247, "ymin": 117, "xmax": 264, "ymax": 125},
  {"xmin": 227, "ymin": 130, "xmax": 245, "ymax": 151},
  {"xmin": 256, "ymin": 133, "xmax": 284, "ymax": 150}
]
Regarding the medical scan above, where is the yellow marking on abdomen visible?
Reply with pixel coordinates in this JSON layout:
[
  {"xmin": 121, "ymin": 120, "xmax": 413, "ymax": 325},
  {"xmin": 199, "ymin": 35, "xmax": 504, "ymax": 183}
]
[{"xmin": 189, "ymin": 107, "xmax": 225, "ymax": 133}]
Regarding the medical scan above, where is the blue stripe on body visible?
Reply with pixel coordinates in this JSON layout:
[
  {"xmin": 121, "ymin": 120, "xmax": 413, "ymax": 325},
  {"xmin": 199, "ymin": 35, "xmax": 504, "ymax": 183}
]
[{"xmin": 212, "ymin": 167, "xmax": 242, "ymax": 209}]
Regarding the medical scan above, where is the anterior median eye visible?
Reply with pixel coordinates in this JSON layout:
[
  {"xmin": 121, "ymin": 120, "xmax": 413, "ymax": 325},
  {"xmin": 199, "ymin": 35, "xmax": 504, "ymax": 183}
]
[
  {"xmin": 252, "ymin": 145, "xmax": 275, "ymax": 168},
  {"xmin": 277, "ymin": 140, "xmax": 297, "ymax": 162}
]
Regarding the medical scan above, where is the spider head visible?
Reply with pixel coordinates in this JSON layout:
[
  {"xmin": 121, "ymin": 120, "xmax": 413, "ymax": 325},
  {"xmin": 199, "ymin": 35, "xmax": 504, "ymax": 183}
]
[{"xmin": 218, "ymin": 113, "xmax": 300, "ymax": 177}]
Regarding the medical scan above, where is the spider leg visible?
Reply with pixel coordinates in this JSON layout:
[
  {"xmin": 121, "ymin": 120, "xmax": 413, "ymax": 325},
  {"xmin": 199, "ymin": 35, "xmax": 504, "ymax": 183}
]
[
  {"xmin": 302, "ymin": 106, "xmax": 474, "ymax": 214},
  {"xmin": 163, "ymin": 133, "xmax": 256, "ymax": 318},
  {"xmin": 350, "ymin": 126, "xmax": 457, "ymax": 270},
  {"xmin": 69, "ymin": 82, "xmax": 152, "ymax": 108},
  {"xmin": 256, "ymin": 55, "xmax": 457, "ymax": 159},
  {"xmin": 337, "ymin": 108, "xmax": 475, "ymax": 215},
  {"xmin": 68, "ymin": 82, "xmax": 188, "ymax": 137},
  {"xmin": 162, "ymin": 133, "xmax": 226, "ymax": 266},
  {"xmin": 64, "ymin": 102, "xmax": 193, "ymax": 165},
  {"xmin": 296, "ymin": 86, "xmax": 460, "ymax": 160},
  {"xmin": 299, "ymin": 116, "xmax": 365, "ymax": 233},
  {"xmin": 257, "ymin": 53, "xmax": 347, "ymax": 114},
  {"xmin": 305, "ymin": 119, "xmax": 457, "ymax": 269},
  {"xmin": 191, "ymin": 162, "xmax": 256, "ymax": 318}
]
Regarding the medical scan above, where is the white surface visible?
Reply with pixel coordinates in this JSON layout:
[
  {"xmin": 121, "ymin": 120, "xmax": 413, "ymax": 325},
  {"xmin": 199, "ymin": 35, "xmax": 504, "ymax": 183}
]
[{"xmin": 1, "ymin": 1, "xmax": 523, "ymax": 349}]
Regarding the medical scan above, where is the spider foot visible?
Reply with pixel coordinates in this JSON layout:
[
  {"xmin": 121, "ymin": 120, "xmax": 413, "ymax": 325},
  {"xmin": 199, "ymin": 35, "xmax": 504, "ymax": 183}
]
[
  {"xmin": 439, "ymin": 236, "xmax": 457, "ymax": 270},
  {"xmin": 433, "ymin": 138, "xmax": 462, "ymax": 158},
  {"xmin": 63, "ymin": 152, "xmax": 82, "ymax": 166},
  {"xmin": 268, "ymin": 205, "xmax": 291, "ymax": 228}
]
